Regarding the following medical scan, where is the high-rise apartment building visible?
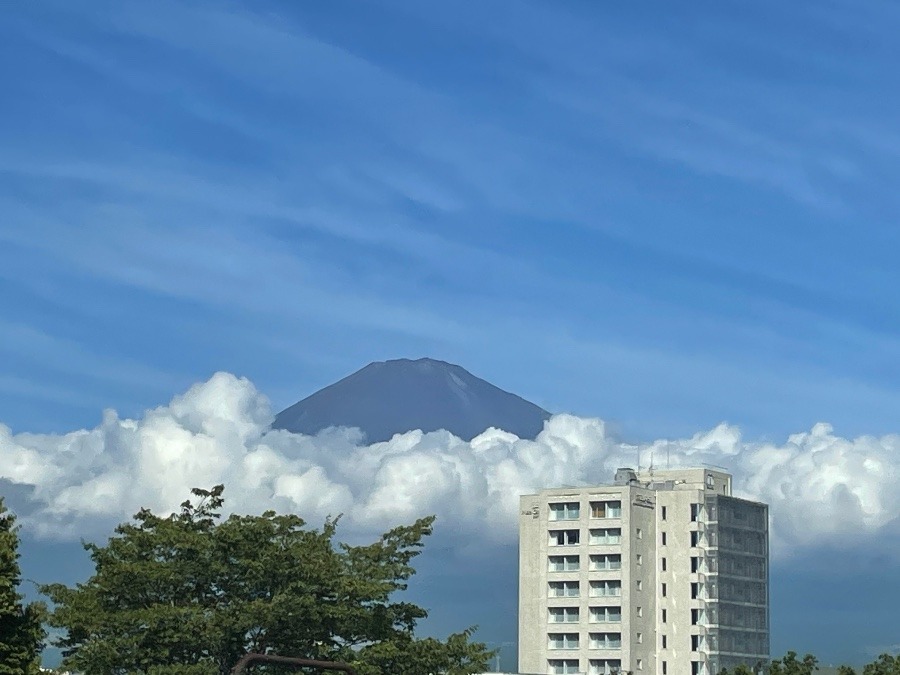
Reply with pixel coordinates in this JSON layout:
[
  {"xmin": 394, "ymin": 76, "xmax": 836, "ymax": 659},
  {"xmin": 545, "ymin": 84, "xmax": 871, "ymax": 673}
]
[{"xmin": 519, "ymin": 467, "xmax": 769, "ymax": 675}]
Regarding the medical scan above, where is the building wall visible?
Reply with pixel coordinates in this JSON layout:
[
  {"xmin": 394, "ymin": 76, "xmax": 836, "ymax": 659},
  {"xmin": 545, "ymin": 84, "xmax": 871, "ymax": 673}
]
[
  {"xmin": 519, "ymin": 492, "xmax": 545, "ymax": 672},
  {"xmin": 655, "ymin": 485, "xmax": 705, "ymax": 675},
  {"xmin": 706, "ymin": 494, "xmax": 770, "ymax": 673},
  {"xmin": 519, "ymin": 485, "xmax": 636, "ymax": 674},
  {"xmin": 627, "ymin": 485, "xmax": 658, "ymax": 675}
]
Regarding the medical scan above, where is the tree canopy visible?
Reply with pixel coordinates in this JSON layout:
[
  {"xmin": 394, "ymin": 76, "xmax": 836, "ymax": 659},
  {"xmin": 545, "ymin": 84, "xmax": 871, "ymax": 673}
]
[
  {"xmin": 718, "ymin": 665, "xmax": 756, "ymax": 675},
  {"xmin": 718, "ymin": 652, "xmax": 817, "ymax": 675},
  {"xmin": 0, "ymin": 496, "xmax": 46, "ymax": 675},
  {"xmin": 839, "ymin": 653, "xmax": 900, "ymax": 675},
  {"xmin": 769, "ymin": 651, "xmax": 819, "ymax": 675},
  {"xmin": 41, "ymin": 486, "xmax": 493, "ymax": 674},
  {"xmin": 719, "ymin": 651, "xmax": 900, "ymax": 675}
]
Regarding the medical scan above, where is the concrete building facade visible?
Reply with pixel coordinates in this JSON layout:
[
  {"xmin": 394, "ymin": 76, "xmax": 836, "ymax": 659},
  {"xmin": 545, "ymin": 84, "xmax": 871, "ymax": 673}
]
[{"xmin": 519, "ymin": 467, "xmax": 769, "ymax": 675}]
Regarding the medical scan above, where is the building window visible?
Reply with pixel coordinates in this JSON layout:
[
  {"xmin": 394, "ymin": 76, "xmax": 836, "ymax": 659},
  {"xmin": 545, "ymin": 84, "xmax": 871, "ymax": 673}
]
[
  {"xmin": 636, "ymin": 580, "xmax": 643, "ymax": 591},
  {"xmin": 590, "ymin": 580, "xmax": 622, "ymax": 597},
  {"xmin": 549, "ymin": 555, "xmax": 580, "ymax": 572},
  {"xmin": 589, "ymin": 632, "xmax": 622, "ymax": 649},
  {"xmin": 549, "ymin": 607, "xmax": 580, "ymax": 624},
  {"xmin": 661, "ymin": 608, "xmax": 667, "ymax": 623},
  {"xmin": 549, "ymin": 581, "xmax": 580, "ymax": 598},
  {"xmin": 690, "ymin": 556, "xmax": 699, "ymax": 573},
  {"xmin": 691, "ymin": 609, "xmax": 700, "ymax": 625},
  {"xmin": 591, "ymin": 500, "xmax": 622, "ymax": 518},
  {"xmin": 661, "ymin": 583, "xmax": 667, "ymax": 597},
  {"xmin": 692, "ymin": 660, "xmax": 703, "ymax": 675},
  {"xmin": 636, "ymin": 606, "xmax": 642, "ymax": 618},
  {"xmin": 661, "ymin": 531, "xmax": 667, "ymax": 546},
  {"xmin": 690, "ymin": 530, "xmax": 701, "ymax": 547},
  {"xmin": 662, "ymin": 634, "xmax": 667, "ymax": 649},
  {"xmin": 637, "ymin": 659, "xmax": 643, "ymax": 671},
  {"xmin": 550, "ymin": 530, "xmax": 580, "ymax": 546},
  {"xmin": 661, "ymin": 506, "xmax": 667, "ymax": 520},
  {"xmin": 691, "ymin": 503, "xmax": 702, "ymax": 522},
  {"xmin": 691, "ymin": 582, "xmax": 699, "ymax": 599},
  {"xmin": 590, "ymin": 606, "xmax": 622, "ymax": 623},
  {"xmin": 637, "ymin": 553, "xmax": 643, "ymax": 565},
  {"xmin": 590, "ymin": 528, "xmax": 622, "ymax": 545},
  {"xmin": 636, "ymin": 528, "xmax": 643, "ymax": 539},
  {"xmin": 590, "ymin": 554, "xmax": 622, "ymax": 571},
  {"xmin": 550, "ymin": 502, "xmax": 581, "ymax": 521},
  {"xmin": 661, "ymin": 557, "xmax": 667, "ymax": 572},
  {"xmin": 662, "ymin": 661, "xmax": 667, "ymax": 675},
  {"xmin": 589, "ymin": 660, "xmax": 622, "ymax": 675},
  {"xmin": 548, "ymin": 633, "xmax": 580, "ymax": 650},
  {"xmin": 636, "ymin": 632, "xmax": 643, "ymax": 644},
  {"xmin": 549, "ymin": 658, "xmax": 580, "ymax": 674},
  {"xmin": 691, "ymin": 635, "xmax": 701, "ymax": 652}
]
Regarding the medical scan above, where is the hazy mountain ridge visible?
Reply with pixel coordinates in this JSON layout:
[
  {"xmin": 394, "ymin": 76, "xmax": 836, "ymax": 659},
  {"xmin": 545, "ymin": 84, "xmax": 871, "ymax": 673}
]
[{"xmin": 273, "ymin": 357, "xmax": 551, "ymax": 442}]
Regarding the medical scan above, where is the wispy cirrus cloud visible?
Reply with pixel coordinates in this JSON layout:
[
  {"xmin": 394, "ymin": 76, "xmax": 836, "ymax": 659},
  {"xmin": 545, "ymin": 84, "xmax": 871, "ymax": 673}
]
[{"xmin": 3, "ymin": 0, "xmax": 900, "ymax": 456}]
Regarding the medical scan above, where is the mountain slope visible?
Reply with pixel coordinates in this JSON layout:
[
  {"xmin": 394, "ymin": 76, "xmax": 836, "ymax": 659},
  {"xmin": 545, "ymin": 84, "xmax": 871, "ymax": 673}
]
[{"xmin": 272, "ymin": 357, "xmax": 551, "ymax": 442}]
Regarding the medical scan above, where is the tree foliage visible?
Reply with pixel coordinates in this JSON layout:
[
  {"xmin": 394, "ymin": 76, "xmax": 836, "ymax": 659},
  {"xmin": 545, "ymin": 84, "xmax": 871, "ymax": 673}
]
[
  {"xmin": 839, "ymin": 653, "xmax": 900, "ymax": 675},
  {"xmin": 0, "ymin": 496, "xmax": 47, "ymax": 675},
  {"xmin": 719, "ymin": 652, "xmax": 818, "ymax": 675},
  {"xmin": 719, "ymin": 651, "xmax": 900, "ymax": 675},
  {"xmin": 41, "ymin": 486, "xmax": 493, "ymax": 674},
  {"xmin": 768, "ymin": 651, "xmax": 819, "ymax": 675},
  {"xmin": 718, "ymin": 665, "xmax": 756, "ymax": 675}
]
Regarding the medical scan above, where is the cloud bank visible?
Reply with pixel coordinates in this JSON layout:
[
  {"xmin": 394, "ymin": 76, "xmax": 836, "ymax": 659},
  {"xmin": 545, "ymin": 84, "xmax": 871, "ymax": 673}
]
[{"xmin": 1, "ymin": 372, "xmax": 897, "ymax": 555}]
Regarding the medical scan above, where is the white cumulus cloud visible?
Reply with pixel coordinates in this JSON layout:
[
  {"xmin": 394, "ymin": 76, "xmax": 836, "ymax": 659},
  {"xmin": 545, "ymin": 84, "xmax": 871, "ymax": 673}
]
[{"xmin": 1, "ymin": 372, "xmax": 898, "ymax": 556}]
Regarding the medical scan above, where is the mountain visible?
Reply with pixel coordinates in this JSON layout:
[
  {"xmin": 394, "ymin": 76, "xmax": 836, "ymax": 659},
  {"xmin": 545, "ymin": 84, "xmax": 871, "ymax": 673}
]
[{"xmin": 272, "ymin": 357, "xmax": 552, "ymax": 443}]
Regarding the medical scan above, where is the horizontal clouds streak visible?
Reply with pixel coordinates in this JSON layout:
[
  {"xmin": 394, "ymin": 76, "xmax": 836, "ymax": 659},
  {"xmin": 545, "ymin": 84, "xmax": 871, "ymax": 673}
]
[{"xmin": 1, "ymin": 373, "xmax": 897, "ymax": 555}]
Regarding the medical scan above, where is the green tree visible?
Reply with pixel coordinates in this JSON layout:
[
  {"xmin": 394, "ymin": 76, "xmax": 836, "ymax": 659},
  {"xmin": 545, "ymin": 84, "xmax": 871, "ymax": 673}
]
[
  {"xmin": 41, "ymin": 486, "xmax": 494, "ymax": 674},
  {"xmin": 838, "ymin": 653, "xmax": 900, "ymax": 675},
  {"xmin": 0, "ymin": 496, "xmax": 47, "ymax": 674},
  {"xmin": 718, "ymin": 664, "xmax": 758, "ymax": 674},
  {"xmin": 860, "ymin": 653, "xmax": 900, "ymax": 675},
  {"xmin": 769, "ymin": 651, "xmax": 819, "ymax": 675}
]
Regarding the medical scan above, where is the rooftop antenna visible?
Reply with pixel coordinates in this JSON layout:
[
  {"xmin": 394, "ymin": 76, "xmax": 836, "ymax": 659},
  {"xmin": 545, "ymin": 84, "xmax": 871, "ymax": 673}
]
[
  {"xmin": 649, "ymin": 449, "xmax": 654, "ymax": 476},
  {"xmin": 636, "ymin": 445, "xmax": 640, "ymax": 473}
]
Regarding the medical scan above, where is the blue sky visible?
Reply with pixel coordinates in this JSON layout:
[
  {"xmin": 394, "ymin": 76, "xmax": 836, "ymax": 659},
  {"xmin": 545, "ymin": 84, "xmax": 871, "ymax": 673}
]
[{"xmin": 2, "ymin": 0, "xmax": 900, "ymax": 669}]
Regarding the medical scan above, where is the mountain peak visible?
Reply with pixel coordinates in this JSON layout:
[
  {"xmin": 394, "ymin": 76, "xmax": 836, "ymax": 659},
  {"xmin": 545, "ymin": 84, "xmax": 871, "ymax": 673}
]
[
  {"xmin": 369, "ymin": 356, "xmax": 451, "ymax": 369},
  {"xmin": 273, "ymin": 358, "xmax": 551, "ymax": 443}
]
